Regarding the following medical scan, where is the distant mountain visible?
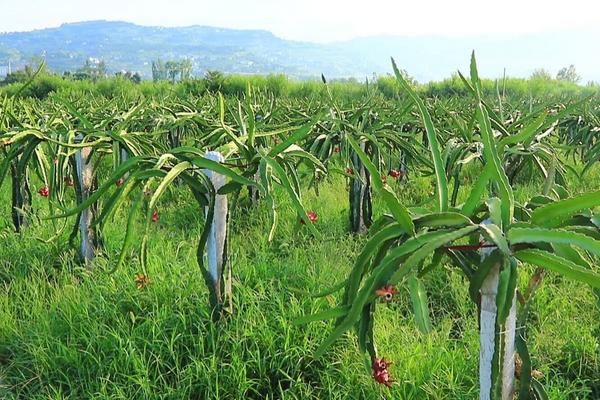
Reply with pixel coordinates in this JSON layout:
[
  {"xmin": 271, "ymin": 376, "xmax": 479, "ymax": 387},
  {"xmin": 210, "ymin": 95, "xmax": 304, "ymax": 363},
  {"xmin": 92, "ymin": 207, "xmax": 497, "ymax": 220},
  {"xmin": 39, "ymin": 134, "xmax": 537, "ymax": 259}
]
[
  {"xmin": 0, "ymin": 21, "xmax": 371, "ymax": 79},
  {"xmin": 0, "ymin": 20, "xmax": 598, "ymax": 82},
  {"xmin": 335, "ymin": 31, "xmax": 600, "ymax": 83}
]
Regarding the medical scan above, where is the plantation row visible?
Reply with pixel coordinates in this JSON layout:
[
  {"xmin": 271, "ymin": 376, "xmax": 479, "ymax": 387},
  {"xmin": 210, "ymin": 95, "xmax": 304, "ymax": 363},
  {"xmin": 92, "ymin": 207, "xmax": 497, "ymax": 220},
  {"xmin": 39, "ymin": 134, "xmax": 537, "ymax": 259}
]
[
  {"xmin": 1, "ymin": 55, "xmax": 600, "ymax": 399},
  {"xmin": 2, "ymin": 62, "xmax": 598, "ymax": 101}
]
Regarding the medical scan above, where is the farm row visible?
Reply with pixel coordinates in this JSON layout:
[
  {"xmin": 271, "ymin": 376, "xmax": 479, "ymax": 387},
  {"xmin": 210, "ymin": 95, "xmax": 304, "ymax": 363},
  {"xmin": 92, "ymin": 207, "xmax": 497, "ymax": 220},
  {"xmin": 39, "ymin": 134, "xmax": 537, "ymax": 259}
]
[{"xmin": 1, "ymin": 56, "xmax": 600, "ymax": 399}]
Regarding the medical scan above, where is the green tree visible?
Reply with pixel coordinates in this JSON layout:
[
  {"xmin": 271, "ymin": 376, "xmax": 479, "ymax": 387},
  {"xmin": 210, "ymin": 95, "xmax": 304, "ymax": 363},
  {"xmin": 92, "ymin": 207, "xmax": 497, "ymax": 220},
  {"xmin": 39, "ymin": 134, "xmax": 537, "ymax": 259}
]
[
  {"xmin": 165, "ymin": 61, "xmax": 178, "ymax": 83},
  {"xmin": 530, "ymin": 68, "xmax": 552, "ymax": 80},
  {"xmin": 77, "ymin": 58, "xmax": 107, "ymax": 81},
  {"xmin": 180, "ymin": 59, "xmax": 193, "ymax": 80},
  {"xmin": 151, "ymin": 59, "xmax": 167, "ymax": 81},
  {"xmin": 115, "ymin": 70, "xmax": 141, "ymax": 84},
  {"xmin": 204, "ymin": 70, "xmax": 224, "ymax": 92},
  {"xmin": 1, "ymin": 58, "xmax": 47, "ymax": 85},
  {"xmin": 556, "ymin": 65, "xmax": 580, "ymax": 83},
  {"xmin": 153, "ymin": 59, "xmax": 192, "ymax": 83}
]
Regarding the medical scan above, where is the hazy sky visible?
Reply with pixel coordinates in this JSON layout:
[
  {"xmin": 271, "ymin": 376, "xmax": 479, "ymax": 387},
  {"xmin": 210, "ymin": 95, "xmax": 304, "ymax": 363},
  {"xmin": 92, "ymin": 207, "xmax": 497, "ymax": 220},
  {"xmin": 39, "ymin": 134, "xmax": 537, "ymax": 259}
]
[{"xmin": 2, "ymin": 0, "xmax": 600, "ymax": 42}]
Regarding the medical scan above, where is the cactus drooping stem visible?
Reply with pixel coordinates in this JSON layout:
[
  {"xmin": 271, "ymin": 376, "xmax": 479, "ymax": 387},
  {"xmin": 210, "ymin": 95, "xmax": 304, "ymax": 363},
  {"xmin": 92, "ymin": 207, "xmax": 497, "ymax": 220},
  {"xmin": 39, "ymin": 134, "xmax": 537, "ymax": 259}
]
[
  {"xmin": 349, "ymin": 142, "xmax": 372, "ymax": 234},
  {"xmin": 10, "ymin": 158, "xmax": 31, "ymax": 233}
]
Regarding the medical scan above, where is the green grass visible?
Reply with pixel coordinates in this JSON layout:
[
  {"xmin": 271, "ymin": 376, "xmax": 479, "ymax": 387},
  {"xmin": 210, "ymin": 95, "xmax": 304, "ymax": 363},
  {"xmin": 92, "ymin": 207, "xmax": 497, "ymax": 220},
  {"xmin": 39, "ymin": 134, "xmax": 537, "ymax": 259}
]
[{"xmin": 0, "ymin": 170, "xmax": 599, "ymax": 399}]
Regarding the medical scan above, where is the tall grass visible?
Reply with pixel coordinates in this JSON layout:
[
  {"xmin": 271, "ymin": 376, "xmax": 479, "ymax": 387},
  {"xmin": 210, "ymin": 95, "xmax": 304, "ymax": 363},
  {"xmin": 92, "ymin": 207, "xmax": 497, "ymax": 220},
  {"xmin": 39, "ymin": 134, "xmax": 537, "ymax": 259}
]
[
  {"xmin": 3, "ymin": 70, "xmax": 597, "ymax": 101},
  {"xmin": 1, "ymin": 169, "xmax": 599, "ymax": 398}
]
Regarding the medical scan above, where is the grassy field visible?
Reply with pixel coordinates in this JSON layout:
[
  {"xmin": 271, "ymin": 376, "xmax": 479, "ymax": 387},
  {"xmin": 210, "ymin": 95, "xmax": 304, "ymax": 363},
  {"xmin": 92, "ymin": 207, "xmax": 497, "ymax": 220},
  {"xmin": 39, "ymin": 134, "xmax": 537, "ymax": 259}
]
[{"xmin": 1, "ymin": 160, "xmax": 599, "ymax": 399}]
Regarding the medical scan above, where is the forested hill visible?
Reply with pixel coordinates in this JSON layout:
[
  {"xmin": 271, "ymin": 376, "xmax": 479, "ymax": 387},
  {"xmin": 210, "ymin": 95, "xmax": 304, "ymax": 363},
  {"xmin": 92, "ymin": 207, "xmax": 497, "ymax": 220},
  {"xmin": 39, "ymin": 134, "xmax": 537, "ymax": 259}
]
[{"xmin": 0, "ymin": 20, "xmax": 598, "ymax": 82}]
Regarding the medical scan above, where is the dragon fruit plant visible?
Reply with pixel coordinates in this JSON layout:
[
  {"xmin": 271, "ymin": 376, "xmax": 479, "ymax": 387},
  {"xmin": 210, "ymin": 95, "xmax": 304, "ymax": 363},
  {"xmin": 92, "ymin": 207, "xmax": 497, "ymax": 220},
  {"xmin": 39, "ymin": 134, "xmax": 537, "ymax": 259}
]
[{"xmin": 301, "ymin": 54, "xmax": 600, "ymax": 400}]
